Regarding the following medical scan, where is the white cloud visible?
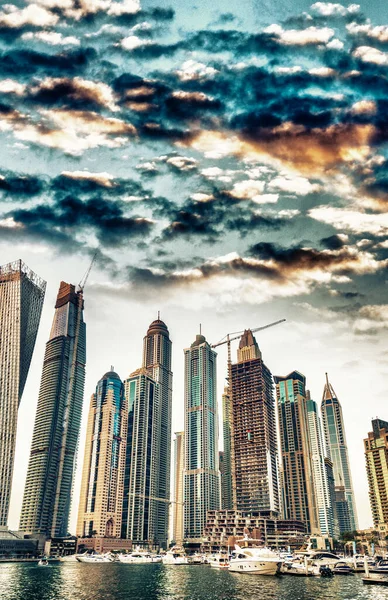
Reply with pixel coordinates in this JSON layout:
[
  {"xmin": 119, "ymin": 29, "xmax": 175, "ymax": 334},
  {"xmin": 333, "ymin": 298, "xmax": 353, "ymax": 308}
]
[
  {"xmin": 166, "ymin": 156, "xmax": 197, "ymax": 171},
  {"xmin": 191, "ymin": 193, "xmax": 213, "ymax": 202},
  {"xmin": 22, "ymin": 31, "xmax": 80, "ymax": 45},
  {"xmin": 120, "ymin": 35, "xmax": 151, "ymax": 51},
  {"xmin": 309, "ymin": 206, "xmax": 388, "ymax": 236},
  {"xmin": 60, "ymin": 170, "xmax": 115, "ymax": 186},
  {"xmin": 309, "ymin": 67, "xmax": 336, "ymax": 77},
  {"xmin": 0, "ymin": 217, "xmax": 23, "ymax": 229},
  {"xmin": 351, "ymin": 100, "xmax": 376, "ymax": 115},
  {"xmin": 353, "ymin": 46, "xmax": 388, "ymax": 65},
  {"xmin": 326, "ymin": 38, "xmax": 344, "ymax": 49},
  {"xmin": 310, "ymin": 2, "xmax": 360, "ymax": 16},
  {"xmin": 347, "ymin": 22, "xmax": 388, "ymax": 43},
  {"xmin": 265, "ymin": 23, "xmax": 334, "ymax": 45},
  {"xmin": 228, "ymin": 179, "xmax": 266, "ymax": 201},
  {"xmin": 176, "ymin": 60, "xmax": 219, "ymax": 81},
  {"xmin": 0, "ymin": 3, "xmax": 58, "ymax": 27},
  {"xmin": 201, "ymin": 166, "xmax": 224, "ymax": 178},
  {"xmin": 269, "ymin": 175, "xmax": 320, "ymax": 195},
  {"xmin": 0, "ymin": 80, "xmax": 26, "ymax": 95}
]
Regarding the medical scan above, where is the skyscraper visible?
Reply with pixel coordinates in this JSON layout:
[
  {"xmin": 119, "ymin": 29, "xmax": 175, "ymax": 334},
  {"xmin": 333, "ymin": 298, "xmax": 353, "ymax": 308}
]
[
  {"xmin": 0, "ymin": 260, "xmax": 46, "ymax": 528},
  {"xmin": 77, "ymin": 369, "xmax": 127, "ymax": 539},
  {"xmin": 274, "ymin": 372, "xmax": 318, "ymax": 533},
  {"xmin": 20, "ymin": 281, "xmax": 86, "ymax": 539},
  {"xmin": 221, "ymin": 387, "xmax": 233, "ymax": 510},
  {"xmin": 142, "ymin": 317, "xmax": 172, "ymax": 547},
  {"xmin": 184, "ymin": 333, "xmax": 220, "ymax": 539},
  {"xmin": 321, "ymin": 373, "xmax": 358, "ymax": 532},
  {"xmin": 306, "ymin": 394, "xmax": 334, "ymax": 536},
  {"xmin": 173, "ymin": 431, "xmax": 184, "ymax": 545},
  {"xmin": 121, "ymin": 368, "xmax": 161, "ymax": 546},
  {"xmin": 231, "ymin": 330, "xmax": 279, "ymax": 516},
  {"xmin": 364, "ymin": 418, "xmax": 388, "ymax": 530}
]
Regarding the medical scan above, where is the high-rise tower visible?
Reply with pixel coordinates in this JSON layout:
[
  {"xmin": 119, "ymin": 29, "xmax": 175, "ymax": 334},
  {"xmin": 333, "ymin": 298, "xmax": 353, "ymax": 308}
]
[
  {"xmin": 364, "ymin": 418, "xmax": 388, "ymax": 530},
  {"xmin": 306, "ymin": 394, "xmax": 334, "ymax": 536},
  {"xmin": 0, "ymin": 260, "xmax": 46, "ymax": 528},
  {"xmin": 173, "ymin": 431, "xmax": 184, "ymax": 545},
  {"xmin": 274, "ymin": 371, "xmax": 318, "ymax": 532},
  {"xmin": 184, "ymin": 333, "xmax": 220, "ymax": 539},
  {"xmin": 321, "ymin": 373, "xmax": 358, "ymax": 532},
  {"xmin": 230, "ymin": 330, "xmax": 279, "ymax": 516},
  {"xmin": 142, "ymin": 317, "xmax": 172, "ymax": 547},
  {"xmin": 20, "ymin": 281, "xmax": 86, "ymax": 539},
  {"xmin": 121, "ymin": 368, "xmax": 161, "ymax": 546},
  {"xmin": 77, "ymin": 369, "xmax": 127, "ymax": 538},
  {"xmin": 221, "ymin": 388, "xmax": 233, "ymax": 510}
]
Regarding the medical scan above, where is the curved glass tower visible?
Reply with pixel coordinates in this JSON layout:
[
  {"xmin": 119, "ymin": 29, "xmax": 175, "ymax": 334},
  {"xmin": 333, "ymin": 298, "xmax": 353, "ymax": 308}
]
[
  {"xmin": 0, "ymin": 260, "xmax": 46, "ymax": 528},
  {"xmin": 77, "ymin": 370, "xmax": 126, "ymax": 538},
  {"xmin": 20, "ymin": 281, "xmax": 86, "ymax": 539},
  {"xmin": 321, "ymin": 373, "xmax": 358, "ymax": 532}
]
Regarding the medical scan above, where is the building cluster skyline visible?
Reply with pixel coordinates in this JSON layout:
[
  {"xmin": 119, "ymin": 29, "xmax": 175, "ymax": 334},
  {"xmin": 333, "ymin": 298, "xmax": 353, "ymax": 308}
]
[{"xmin": 1, "ymin": 258, "xmax": 387, "ymax": 552}]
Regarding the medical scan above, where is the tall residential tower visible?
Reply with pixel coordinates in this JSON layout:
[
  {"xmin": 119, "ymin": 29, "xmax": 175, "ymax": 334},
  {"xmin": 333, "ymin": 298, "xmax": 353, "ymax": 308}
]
[
  {"xmin": 173, "ymin": 431, "xmax": 184, "ymax": 545},
  {"xmin": 77, "ymin": 370, "xmax": 127, "ymax": 539},
  {"xmin": 364, "ymin": 418, "xmax": 388, "ymax": 530},
  {"xmin": 184, "ymin": 333, "xmax": 220, "ymax": 539},
  {"xmin": 0, "ymin": 260, "xmax": 46, "ymax": 527},
  {"xmin": 274, "ymin": 372, "xmax": 318, "ymax": 533},
  {"xmin": 122, "ymin": 318, "xmax": 172, "ymax": 549},
  {"xmin": 20, "ymin": 281, "xmax": 86, "ymax": 539},
  {"xmin": 321, "ymin": 373, "xmax": 358, "ymax": 532},
  {"xmin": 231, "ymin": 330, "xmax": 279, "ymax": 516}
]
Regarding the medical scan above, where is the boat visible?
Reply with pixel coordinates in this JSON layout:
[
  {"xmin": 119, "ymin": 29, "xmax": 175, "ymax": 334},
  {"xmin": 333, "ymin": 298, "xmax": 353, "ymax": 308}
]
[
  {"xmin": 333, "ymin": 561, "xmax": 353, "ymax": 575},
  {"xmin": 38, "ymin": 558, "xmax": 49, "ymax": 566},
  {"xmin": 208, "ymin": 553, "xmax": 229, "ymax": 570},
  {"xmin": 306, "ymin": 551, "xmax": 340, "ymax": 567},
  {"xmin": 162, "ymin": 548, "xmax": 189, "ymax": 565},
  {"xmin": 281, "ymin": 557, "xmax": 319, "ymax": 577},
  {"xmin": 363, "ymin": 557, "xmax": 388, "ymax": 586},
  {"xmin": 229, "ymin": 543, "xmax": 282, "ymax": 575},
  {"xmin": 369, "ymin": 559, "xmax": 388, "ymax": 573},
  {"xmin": 76, "ymin": 553, "xmax": 113, "ymax": 563},
  {"xmin": 118, "ymin": 550, "xmax": 161, "ymax": 564}
]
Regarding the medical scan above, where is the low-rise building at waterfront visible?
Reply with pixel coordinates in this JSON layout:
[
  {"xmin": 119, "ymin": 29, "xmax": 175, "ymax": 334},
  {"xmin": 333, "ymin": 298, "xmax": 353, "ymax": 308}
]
[{"xmin": 202, "ymin": 509, "xmax": 306, "ymax": 552}]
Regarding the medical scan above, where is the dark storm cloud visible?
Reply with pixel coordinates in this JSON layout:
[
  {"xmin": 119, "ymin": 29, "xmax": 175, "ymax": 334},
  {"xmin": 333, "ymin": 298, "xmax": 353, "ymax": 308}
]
[
  {"xmin": 249, "ymin": 241, "xmax": 362, "ymax": 273},
  {"xmin": 0, "ymin": 172, "xmax": 45, "ymax": 198},
  {"xmin": 0, "ymin": 48, "xmax": 97, "ymax": 78},
  {"xmin": 320, "ymin": 234, "xmax": 346, "ymax": 250},
  {"xmin": 9, "ymin": 196, "xmax": 153, "ymax": 247}
]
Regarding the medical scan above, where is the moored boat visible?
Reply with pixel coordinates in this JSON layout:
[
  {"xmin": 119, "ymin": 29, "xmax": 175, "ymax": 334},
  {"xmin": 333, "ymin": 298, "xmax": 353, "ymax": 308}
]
[
  {"xmin": 208, "ymin": 553, "xmax": 229, "ymax": 570},
  {"xmin": 76, "ymin": 553, "xmax": 113, "ymax": 563},
  {"xmin": 333, "ymin": 561, "xmax": 353, "ymax": 575},
  {"xmin": 118, "ymin": 551, "xmax": 161, "ymax": 564},
  {"xmin": 229, "ymin": 543, "xmax": 282, "ymax": 575},
  {"xmin": 162, "ymin": 548, "xmax": 189, "ymax": 565}
]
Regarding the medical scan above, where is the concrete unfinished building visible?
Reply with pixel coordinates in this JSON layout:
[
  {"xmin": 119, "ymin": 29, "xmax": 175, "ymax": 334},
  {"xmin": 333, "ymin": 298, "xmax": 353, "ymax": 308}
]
[{"xmin": 229, "ymin": 330, "xmax": 280, "ymax": 516}]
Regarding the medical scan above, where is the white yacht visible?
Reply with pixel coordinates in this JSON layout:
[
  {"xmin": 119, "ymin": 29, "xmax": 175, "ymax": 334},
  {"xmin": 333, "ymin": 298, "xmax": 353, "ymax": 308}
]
[
  {"xmin": 208, "ymin": 553, "xmax": 229, "ymax": 570},
  {"xmin": 118, "ymin": 551, "xmax": 161, "ymax": 564},
  {"xmin": 76, "ymin": 553, "xmax": 113, "ymax": 563},
  {"xmin": 229, "ymin": 544, "xmax": 282, "ymax": 575},
  {"xmin": 162, "ymin": 549, "xmax": 189, "ymax": 565},
  {"xmin": 306, "ymin": 551, "xmax": 340, "ymax": 567}
]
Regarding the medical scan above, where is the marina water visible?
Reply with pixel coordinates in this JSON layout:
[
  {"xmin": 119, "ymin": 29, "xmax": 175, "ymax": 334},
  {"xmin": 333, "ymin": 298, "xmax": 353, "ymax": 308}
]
[{"xmin": 1, "ymin": 563, "xmax": 388, "ymax": 600}]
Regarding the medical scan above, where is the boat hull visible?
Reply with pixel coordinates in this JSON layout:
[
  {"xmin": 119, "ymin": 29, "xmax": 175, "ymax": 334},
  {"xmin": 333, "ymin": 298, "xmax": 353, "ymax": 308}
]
[{"xmin": 229, "ymin": 559, "xmax": 281, "ymax": 575}]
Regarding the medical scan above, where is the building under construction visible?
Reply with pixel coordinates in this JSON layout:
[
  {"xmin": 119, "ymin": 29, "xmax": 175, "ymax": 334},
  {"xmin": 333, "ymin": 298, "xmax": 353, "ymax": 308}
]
[
  {"xmin": 229, "ymin": 330, "xmax": 280, "ymax": 516},
  {"xmin": 202, "ymin": 510, "xmax": 306, "ymax": 552}
]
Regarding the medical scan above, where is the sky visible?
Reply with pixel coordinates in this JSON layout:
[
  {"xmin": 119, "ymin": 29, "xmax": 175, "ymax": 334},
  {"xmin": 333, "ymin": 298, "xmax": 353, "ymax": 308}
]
[{"xmin": 1, "ymin": 0, "xmax": 387, "ymax": 534}]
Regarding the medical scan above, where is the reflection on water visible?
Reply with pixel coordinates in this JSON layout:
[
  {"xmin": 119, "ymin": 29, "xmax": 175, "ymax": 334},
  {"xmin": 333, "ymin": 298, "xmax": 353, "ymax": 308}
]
[{"xmin": 1, "ymin": 563, "xmax": 388, "ymax": 600}]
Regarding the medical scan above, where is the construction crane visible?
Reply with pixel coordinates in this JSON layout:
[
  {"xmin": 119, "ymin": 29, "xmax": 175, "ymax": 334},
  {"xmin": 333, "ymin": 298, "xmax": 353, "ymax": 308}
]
[
  {"xmin": 211, "ymin": 318, "xmax": 286, "ymax": 368},
  {"xmin": 78, "ymin": 251, "xmax": 97, "ymax": 292}
]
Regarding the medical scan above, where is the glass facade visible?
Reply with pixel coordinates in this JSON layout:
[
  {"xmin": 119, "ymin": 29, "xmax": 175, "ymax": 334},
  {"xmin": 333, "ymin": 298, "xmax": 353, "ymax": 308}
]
[
  {"xmin": 321, "ymin": 375, "xmax": 358, "ymax": 532},
  {"xmin": 77, "ymin": 370, "xmax": 126, "ymax": 538},
  {"xmin": 274, "ymin": 371, "xmax": 317, "ymax": 532},
  {"xmin": 20, "ymin": 281, "xmax": 86, "ymax": 538},
  {"xmin": 184, "ymin": 335, "xmax": 220, "ymax": 539},
  {"xmin": 0, "ymin": 260, "xmax": 46, "ymax": 527}
]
